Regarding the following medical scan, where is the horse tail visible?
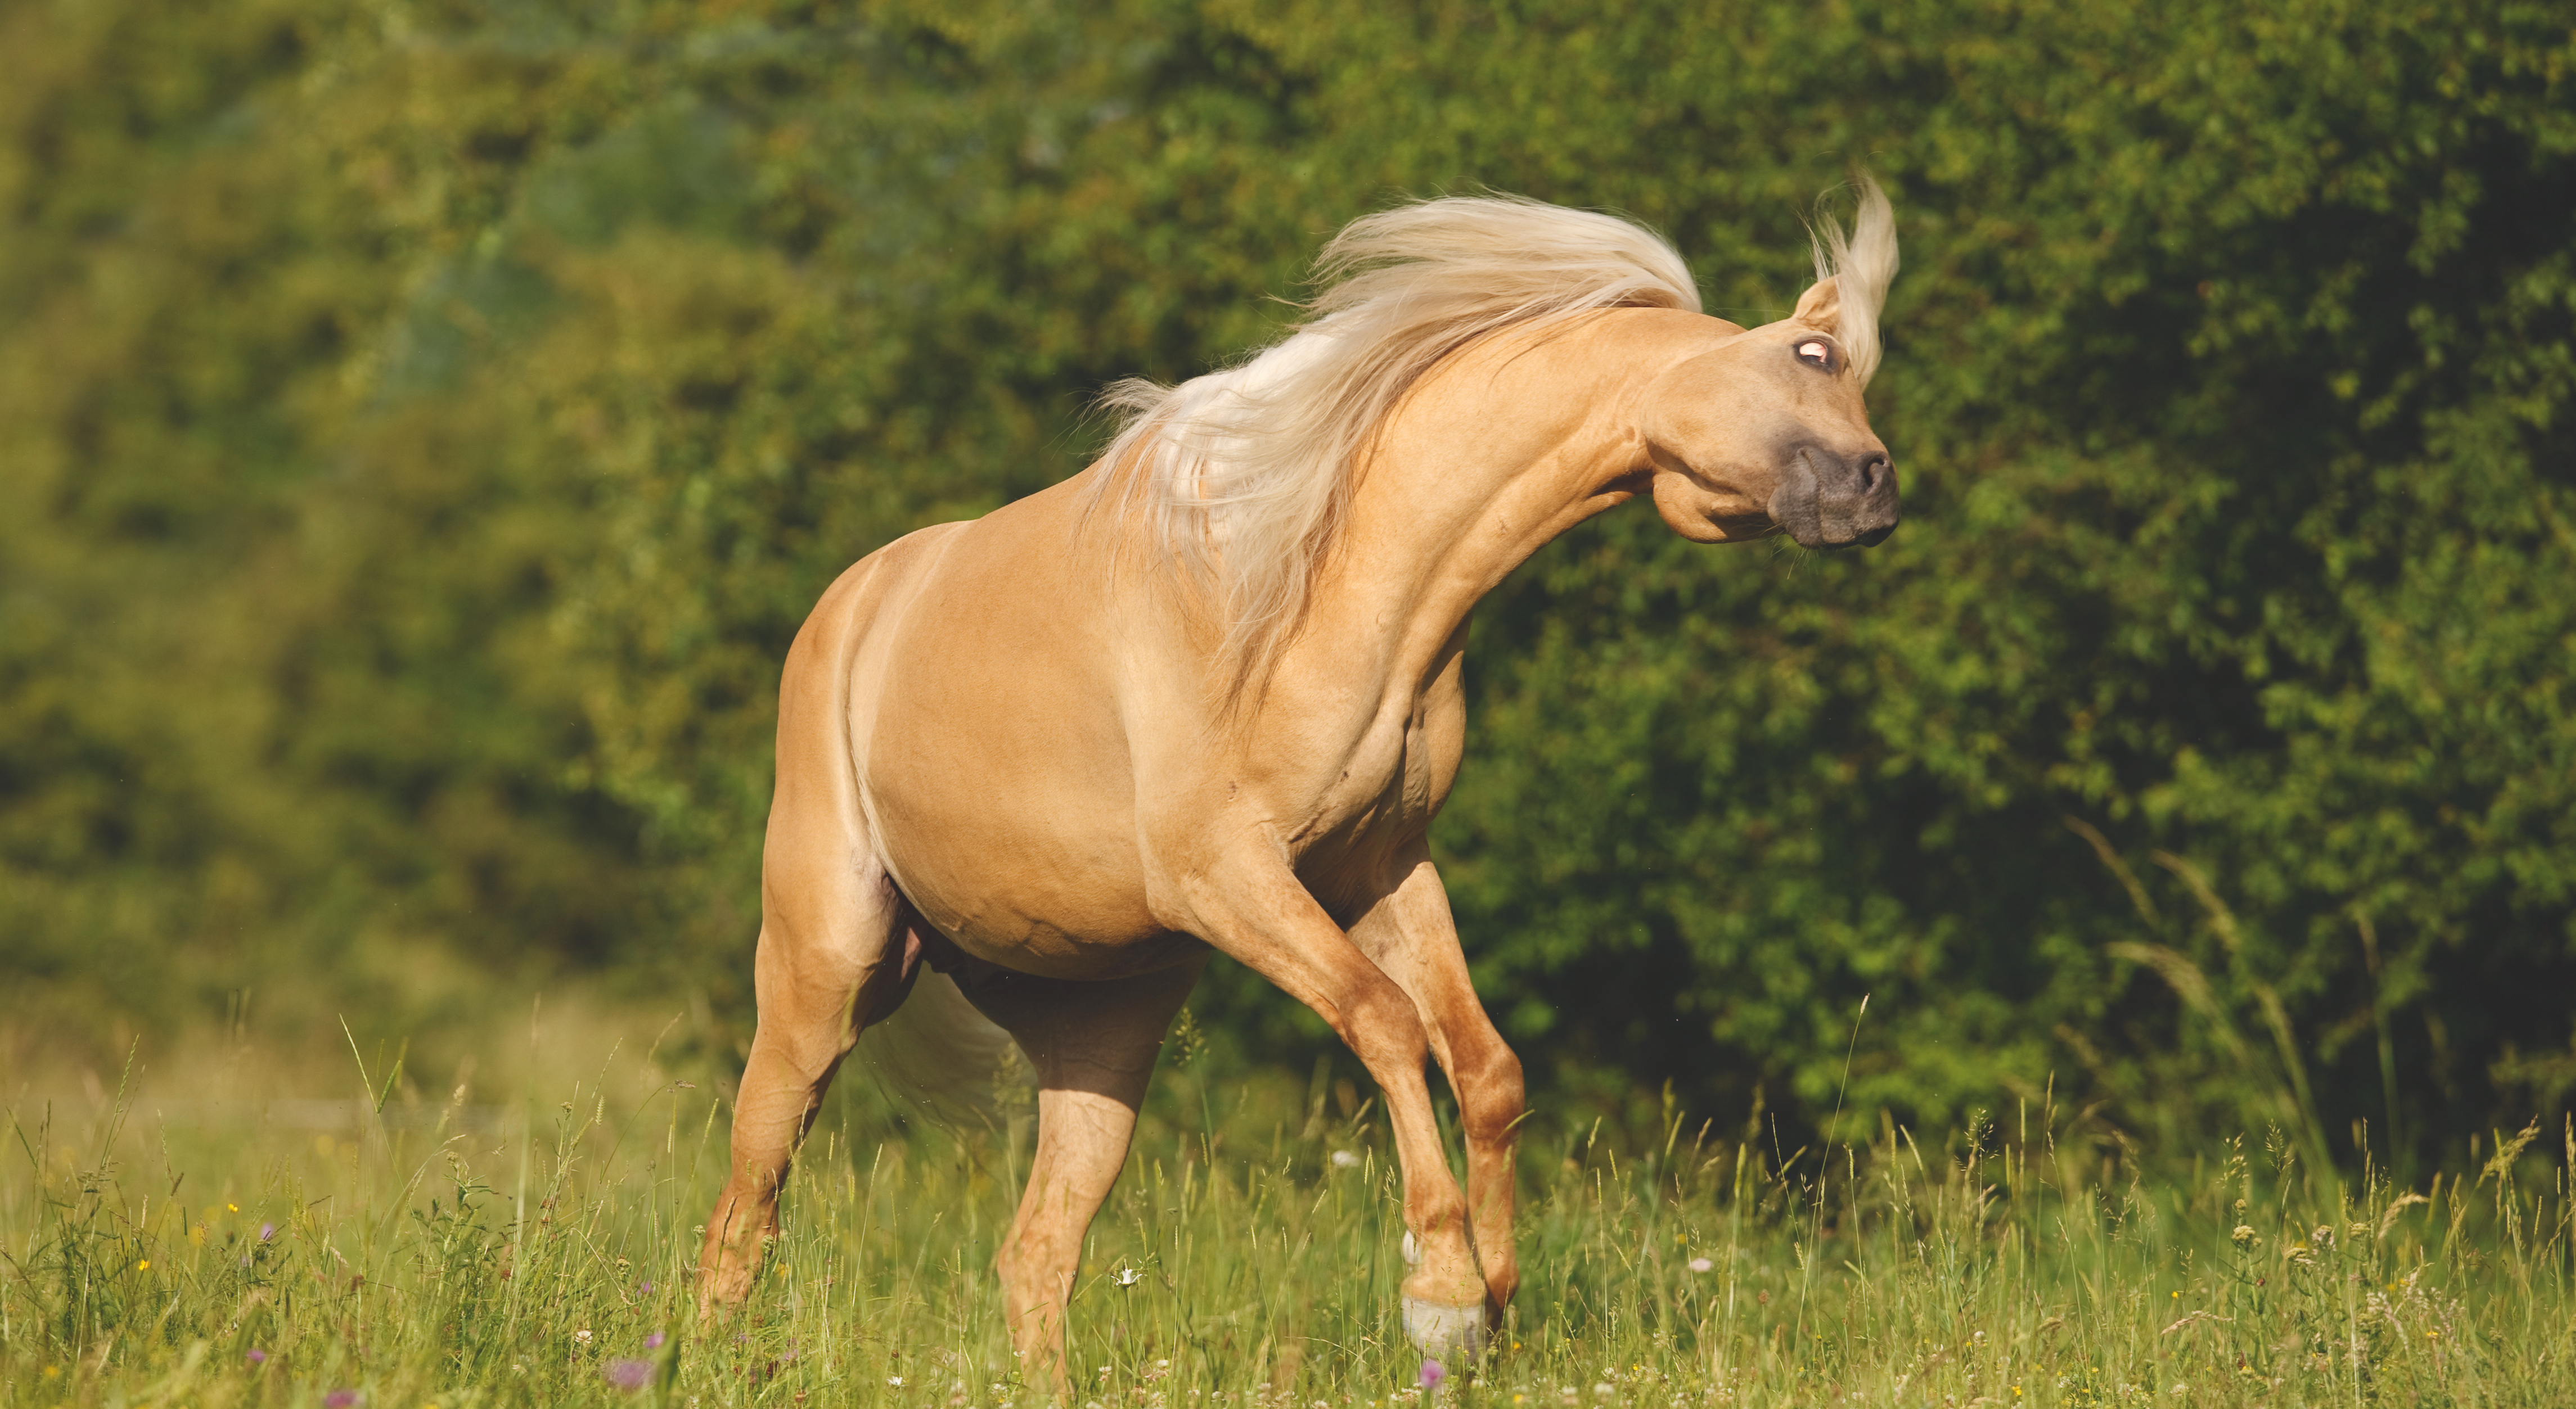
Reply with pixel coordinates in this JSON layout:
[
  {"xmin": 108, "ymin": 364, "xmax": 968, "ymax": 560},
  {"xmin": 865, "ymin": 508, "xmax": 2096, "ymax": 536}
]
[{"xmin": 858, "ymin": 970, "xmax": 1023, "ymax": 1131}]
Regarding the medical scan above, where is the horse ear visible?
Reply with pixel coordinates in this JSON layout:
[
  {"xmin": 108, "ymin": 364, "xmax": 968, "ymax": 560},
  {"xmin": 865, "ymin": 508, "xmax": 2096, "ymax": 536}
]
[{"xmin": 1792, "ymin": 276, "xmax": 1843, "ymax": 333}]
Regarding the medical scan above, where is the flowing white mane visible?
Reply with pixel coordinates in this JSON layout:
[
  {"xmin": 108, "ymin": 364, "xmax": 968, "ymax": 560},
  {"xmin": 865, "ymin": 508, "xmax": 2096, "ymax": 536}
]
[{"xmin": 1095, "ymin": 194, "xmax": 1701, "ymax": 693}]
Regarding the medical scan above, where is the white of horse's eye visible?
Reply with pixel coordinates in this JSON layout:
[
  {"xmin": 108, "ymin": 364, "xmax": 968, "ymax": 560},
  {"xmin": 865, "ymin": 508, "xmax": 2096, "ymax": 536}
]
[{"xmin": 1796, "ymin": 340, "xmax": 1830, "ymax": 365}]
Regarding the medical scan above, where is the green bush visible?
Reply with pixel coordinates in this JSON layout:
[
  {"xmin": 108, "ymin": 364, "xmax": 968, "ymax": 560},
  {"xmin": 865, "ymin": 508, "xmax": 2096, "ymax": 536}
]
[{"xmin": 3, "ymin": 0, "xmax": 2570, "ymax": 1169}]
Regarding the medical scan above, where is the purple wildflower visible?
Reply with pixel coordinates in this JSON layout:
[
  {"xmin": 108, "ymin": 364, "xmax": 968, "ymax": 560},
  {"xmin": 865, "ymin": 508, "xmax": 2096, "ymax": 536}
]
[
  {"xmin": 645, "ymin": 1331, "xmax": 666, "ymax": 1349},
  {"xmin": 323, "ymin": 1390, "xmax": 361, "ymax": 1409},
  {"xmin": 604, "ymin": 1358, "xmax": 654, "ymax": 1392},
  {"xmin": 259, "ymin": 1222, "xmax": 277, "ymax": 1241},
  {"xmin": 245, "ymin": 1348, "xmax": 267, "ymax": 1365},
  {"xmin": 639, "ymin": 1279, "xmax": 655, "ymax": 1296},
  {"xmin": 1420, "ymin": 1360, "xmax": 1446, "ymax": 1390}
]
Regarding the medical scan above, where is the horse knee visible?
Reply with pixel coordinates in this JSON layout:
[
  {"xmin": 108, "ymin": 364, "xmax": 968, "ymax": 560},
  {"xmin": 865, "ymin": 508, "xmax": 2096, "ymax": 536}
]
[
  {"xmin": 1337, "ymin": 982, "xmax": 1430, "ymax": 1071},
  {"xmin": 1457, "ymin": 1042, "xmax": 1524, "ymax": 1146}
]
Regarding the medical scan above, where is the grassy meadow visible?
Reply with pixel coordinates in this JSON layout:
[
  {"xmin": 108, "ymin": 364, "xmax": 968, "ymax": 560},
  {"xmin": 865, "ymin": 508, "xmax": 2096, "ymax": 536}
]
[{"xmin": 7, "ymin": 1005, "xmax": 2574, "ymax": 1408}]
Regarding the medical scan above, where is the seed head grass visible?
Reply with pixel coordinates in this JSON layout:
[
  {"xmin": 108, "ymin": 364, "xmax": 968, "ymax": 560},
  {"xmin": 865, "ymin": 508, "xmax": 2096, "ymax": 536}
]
[{"xmin": 4, "ymin": 1020, "xmax": 2572, "ymax": 1406}]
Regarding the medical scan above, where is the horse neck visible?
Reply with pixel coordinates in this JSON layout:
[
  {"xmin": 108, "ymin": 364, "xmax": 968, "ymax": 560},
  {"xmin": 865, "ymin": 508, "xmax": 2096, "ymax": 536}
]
[{"xmin": 1297, "ymin": 310, "xmax": 1695, "ymax": 685}]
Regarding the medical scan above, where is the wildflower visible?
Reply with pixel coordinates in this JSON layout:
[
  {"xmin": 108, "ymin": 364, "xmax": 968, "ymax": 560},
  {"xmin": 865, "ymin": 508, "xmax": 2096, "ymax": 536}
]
[
  {"xmin": 647, "ymin": 1332, "xmax": 667, "ymax": 1349},
  {"xmin": 228, "ymin": 1203, "xmax": 240, "ymax": 1212},
  {"xmin": 891, "ymin": 1376, "xmax": 907, "ymax": 1387},
  {"xmin": 137, "ymin": 1259, "xmax": 150, "ymax": 1270},
  {"xmin": 1116, "ymin": 1267, "xmax": 1141, "ymax": 1287},
  {"xmin": 576, "ymin": 1330, "xmax": 595, "ymax": 1344},
  {"xmin": 246, "ymin": 1349, "xmax": 268, "ymax": 1365},
  {"xmin": 325, "ymin": 1390, "xmax": 362, "ymax": 1408},
  {"xmin": 1420, "ymin": 1362, "xmax": 1445, "ymax": 1391},
  {"xmin": 260, "ymin": 1223, "xmax": 277, "ymax": 1241},
  {"xmin": 1686, "ymin": 1258, "xmax": 1713, "ymax": 1274},
  {"xmin": 1330, "ymin": 1150, "xmax": 1363, "ymax": 1169},
  {"xmin": 604, "ymin": 1359, "xmax": 654, "ymax": 1392},
  {"xmin": 2230, "ymin": 1226, "xmax": 2255, "ymax": 1247}
]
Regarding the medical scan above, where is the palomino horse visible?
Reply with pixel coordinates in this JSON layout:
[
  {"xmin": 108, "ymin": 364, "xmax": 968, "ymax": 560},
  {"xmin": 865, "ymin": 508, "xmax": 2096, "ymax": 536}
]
[{"xmin": 697, "ymin": 183, "xmax": 1899, "ymax": 1378}]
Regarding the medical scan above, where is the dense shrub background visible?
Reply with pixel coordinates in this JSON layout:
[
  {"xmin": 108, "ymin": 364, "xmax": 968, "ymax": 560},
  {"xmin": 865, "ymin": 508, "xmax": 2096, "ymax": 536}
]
[{"xmin": 4, "ymin": 0, "xmax": 2570, "ymax": 1169}]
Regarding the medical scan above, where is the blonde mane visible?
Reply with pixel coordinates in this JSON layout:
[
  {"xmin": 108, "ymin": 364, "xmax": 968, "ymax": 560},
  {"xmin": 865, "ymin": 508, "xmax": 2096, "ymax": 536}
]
[{"xmin": 1094, "ymin": 195, "xmax": 1701, "ymax": 696}]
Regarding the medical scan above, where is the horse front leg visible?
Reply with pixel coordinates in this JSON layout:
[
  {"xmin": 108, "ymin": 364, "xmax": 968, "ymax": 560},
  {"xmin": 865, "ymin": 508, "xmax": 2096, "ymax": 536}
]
[
  {"xmin": 1167, "ymin": 859, "xmax": 1491, "ymax": 1360},
  {"xmin": 1348, "ymin": 848, "xmax": 1525, "ymax": 1318}
]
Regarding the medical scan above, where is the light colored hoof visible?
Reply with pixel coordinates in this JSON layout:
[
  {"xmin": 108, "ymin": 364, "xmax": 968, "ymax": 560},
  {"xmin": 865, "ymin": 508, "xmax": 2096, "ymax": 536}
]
[{"xmin": 1402, "ymin": 1295, "xmax": 1489, "ymax": 1362}]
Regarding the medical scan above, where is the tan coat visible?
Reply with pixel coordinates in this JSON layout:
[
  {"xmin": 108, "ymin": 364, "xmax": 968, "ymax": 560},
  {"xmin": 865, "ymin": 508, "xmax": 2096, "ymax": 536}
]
[{"xmin": 698, "ymin": 194, "xmax": 1898, "ymax": 1383}]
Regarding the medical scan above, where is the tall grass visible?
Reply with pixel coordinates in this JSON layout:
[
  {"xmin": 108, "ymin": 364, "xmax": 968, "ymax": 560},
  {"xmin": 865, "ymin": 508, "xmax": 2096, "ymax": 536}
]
[{"xmin": 4, "ymin": 1018, "xmax": 2573, "ymax": 1407}]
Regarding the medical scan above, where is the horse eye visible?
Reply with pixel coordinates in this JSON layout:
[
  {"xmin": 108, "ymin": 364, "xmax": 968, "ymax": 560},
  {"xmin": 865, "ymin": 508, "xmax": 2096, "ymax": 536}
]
[{"xmin": 1796, "ymin": 340, "xmax": 1832, "ymax": 368}]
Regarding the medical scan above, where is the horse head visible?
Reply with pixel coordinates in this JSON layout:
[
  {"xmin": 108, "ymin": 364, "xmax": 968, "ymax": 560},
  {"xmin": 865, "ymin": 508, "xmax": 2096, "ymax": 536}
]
[{"xmin": 1638, "ymin": 180, "xmax": 1899, "ymax": 551}]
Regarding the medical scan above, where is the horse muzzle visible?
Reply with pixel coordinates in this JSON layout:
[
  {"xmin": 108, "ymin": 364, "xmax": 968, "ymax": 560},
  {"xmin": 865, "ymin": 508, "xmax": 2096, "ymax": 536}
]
[{"xmin": 1770, "ymin": 445, "xmax": 1899, "ymax": 550}]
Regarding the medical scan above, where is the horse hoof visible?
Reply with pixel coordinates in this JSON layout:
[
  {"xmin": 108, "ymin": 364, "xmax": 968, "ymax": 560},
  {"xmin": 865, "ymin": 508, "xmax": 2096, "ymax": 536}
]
[{"xmin": 1402, "ymin": 1295, "xmax": 1489, "ymax": 1361}]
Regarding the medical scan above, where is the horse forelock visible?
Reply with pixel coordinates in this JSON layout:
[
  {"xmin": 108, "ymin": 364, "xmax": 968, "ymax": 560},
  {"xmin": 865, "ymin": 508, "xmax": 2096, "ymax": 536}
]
[
  {"xmin": 1807, "ymin": 175, "xmax": 1899, "ymax": 387},
  {"xmin": 1092, "ymin": 194, "xmax": 1702, "ymax": 699}
]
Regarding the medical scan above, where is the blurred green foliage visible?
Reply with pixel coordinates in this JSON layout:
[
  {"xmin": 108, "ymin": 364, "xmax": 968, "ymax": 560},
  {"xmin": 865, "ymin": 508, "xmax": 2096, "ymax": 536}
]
[{"xmin": 3, "ymin": 0, "xmax": 2571, "ymax": 1170}]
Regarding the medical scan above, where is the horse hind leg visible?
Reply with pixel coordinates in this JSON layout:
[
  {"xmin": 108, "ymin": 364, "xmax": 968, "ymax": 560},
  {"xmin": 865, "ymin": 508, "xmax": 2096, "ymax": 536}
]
[
  {"xmin": 697, "ymin": 557, "xmax": 915, "ymax": 1312},
  {"xmin": 969, "ymin": 959, "xmax": 1206, "ymax": 1391},
  {"xmin": 696, "ymin": 858, "xmax": 909, "ymax": 1311}
]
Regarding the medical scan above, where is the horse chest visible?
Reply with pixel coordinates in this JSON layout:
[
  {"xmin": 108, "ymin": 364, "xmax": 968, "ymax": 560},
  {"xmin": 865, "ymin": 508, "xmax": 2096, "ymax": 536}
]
[{"xmin": 1290, "ymin": 695, "xmax": 1456, "ymax": 860}]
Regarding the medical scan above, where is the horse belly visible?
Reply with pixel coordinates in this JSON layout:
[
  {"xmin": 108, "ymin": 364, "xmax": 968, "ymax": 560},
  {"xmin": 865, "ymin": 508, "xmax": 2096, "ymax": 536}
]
[
  {"xmin": 855, "ymin": 502, "xmax": 1179, "ymax": 982},
  {"xmin": 870, "ymin": 775, "xmax": 1181, "ymax": 981}
]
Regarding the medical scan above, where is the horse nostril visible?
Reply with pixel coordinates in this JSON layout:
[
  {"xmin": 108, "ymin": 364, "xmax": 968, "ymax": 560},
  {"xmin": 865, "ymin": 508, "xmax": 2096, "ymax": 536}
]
[{"xmin": 1859, "ymin": 454, "xmax": 1891, "ymax": 494}]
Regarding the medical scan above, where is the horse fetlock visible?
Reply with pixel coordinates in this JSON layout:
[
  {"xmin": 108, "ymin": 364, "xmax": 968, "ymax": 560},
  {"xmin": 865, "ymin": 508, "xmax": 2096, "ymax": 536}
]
[
  {"xmin": 1402, "ymin": 1295, "xmax": 1491, "ymax": 1362},
  {"xmin": 694, "ymin": 1245, "xmax": 759, "ymax": 1315},
  {"xmin": 1399, "ymin": 1229, "xmax": 1485, "ymax": 1311}
]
